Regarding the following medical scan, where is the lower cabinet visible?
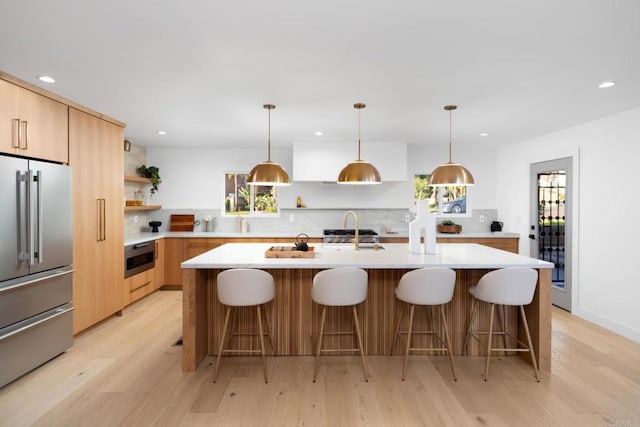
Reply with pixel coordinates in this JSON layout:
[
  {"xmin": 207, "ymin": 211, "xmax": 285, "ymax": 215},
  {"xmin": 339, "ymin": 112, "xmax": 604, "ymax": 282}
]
[
  {"xmin": 380, "ymin": 237, "xmax": 519, "ymax": 254},
  {"xmin": 124, "ymin": 239, "xmax": 165, "ymax": 306}
]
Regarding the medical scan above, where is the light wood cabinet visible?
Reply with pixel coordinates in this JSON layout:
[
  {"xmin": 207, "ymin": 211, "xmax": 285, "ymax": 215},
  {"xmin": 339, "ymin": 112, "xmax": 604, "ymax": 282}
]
[
  {"xmin": 0, "ymin": 78, "xmax": 68, "ymax": 163},
  {"xmin": 69, "ymin": 108, "xmax": 124, "ymax": 334},
  {"xmin": 380, "ymin": 236, "xmax": 519, "ymax": 254},
  {"xmin": 153, "ymin": 239, "xmax": 165, "ymax": 289},
  {"xmin": 164, "ymin": 238, "xmax": 185, "ymax": 287},
  {"xmin": 123, "ymin": 239, "xmax": 165, "ymax": 306}
]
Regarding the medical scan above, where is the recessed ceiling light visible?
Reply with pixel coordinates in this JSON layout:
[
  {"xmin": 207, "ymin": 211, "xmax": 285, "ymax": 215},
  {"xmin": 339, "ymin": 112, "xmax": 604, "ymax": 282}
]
[
  {"xmin": 157, "ymin": 130, "xmax": 167, "ymax": 135},
  {"xmin": 315, "ymin": 131, "xmax": 323, "ymax": 136},
  {"xmin": 480, "ymin": 132, "xmax": 489, "ymax": 137},
  {"xmin": 598, "ymin": 81, "xmax": 616, "ymax": 89},
  {"xmin": 38, "ymin": 75, "xmax": 55, "ymax": 83}
]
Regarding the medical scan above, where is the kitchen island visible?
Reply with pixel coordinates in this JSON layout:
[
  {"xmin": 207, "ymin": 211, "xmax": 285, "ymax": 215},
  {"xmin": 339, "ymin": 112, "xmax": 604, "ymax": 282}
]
[{"xmin": 181, "ymin": 243, "xmax": 553, "ymax": 372}]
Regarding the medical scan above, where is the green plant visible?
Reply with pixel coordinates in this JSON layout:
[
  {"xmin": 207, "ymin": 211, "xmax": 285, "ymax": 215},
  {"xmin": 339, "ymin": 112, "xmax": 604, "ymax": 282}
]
[
  {"xmin": 136, "ymin": 165, "xmax": 161, "ymax": 195},
  {"xmin": 440, "ymin": 219, "xmax": 456, "ymax": 226}
]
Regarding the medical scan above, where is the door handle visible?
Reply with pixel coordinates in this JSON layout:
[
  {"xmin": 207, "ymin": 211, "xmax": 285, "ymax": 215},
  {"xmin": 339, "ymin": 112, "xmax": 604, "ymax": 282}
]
[
  {"xmin": 20, "ymin": 120, "xmax": 28, "ymax": 150},
  {"xmin": 12, "ymin": 118, "xmax": 20, "ymax": 148},
  {"xmin": 35, "ymin": 170, "xmax": 43, "ymax": 263},
  {"xmin": 97, "ymin": 198, "xmax": 107, "ymax": 241},
  {"xmin": 27, "ymin": 170, "xmax": 37, "ymax": 265},
  {"xmin": 528, "ymin": 234, "xmax": 536, "ymax": 240}
]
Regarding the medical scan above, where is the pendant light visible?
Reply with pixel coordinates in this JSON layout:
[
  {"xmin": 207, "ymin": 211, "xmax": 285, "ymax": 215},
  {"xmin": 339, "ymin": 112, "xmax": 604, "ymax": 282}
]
[
  {"xmin": 247, "ymin": 104, "xmax": 291, "ymax": 186},
  {"xmin": 337, "ymin": 103, "xmax": 381, "ymax": 185},
  {"xmin": 429, "ymin": 105, "xmax": 475, "ymax": 186}
]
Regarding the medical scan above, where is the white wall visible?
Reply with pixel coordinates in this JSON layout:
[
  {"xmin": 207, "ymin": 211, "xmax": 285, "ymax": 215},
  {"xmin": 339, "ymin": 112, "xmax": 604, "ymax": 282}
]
[
  {"xmin": 496, "ymin": 107, "xmax": 640, "ymax": 342},
  {"xmin": 147, "ymin": 145, "xmax": 497, "ymax": 211}
]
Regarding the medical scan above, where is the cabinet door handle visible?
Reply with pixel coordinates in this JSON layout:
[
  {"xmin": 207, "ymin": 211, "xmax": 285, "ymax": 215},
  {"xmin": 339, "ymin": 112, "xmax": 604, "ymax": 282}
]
[
  {"xmin": 155, "ymin": 242, "xmax": 158, "ymax": 260},
  {"xmin": 102, "ymin": 199, "xmax": 107, "ymax": 241},
  {"xmin": 20, "ymin": 120, "xmax": 28, "ymax": 150},
  {"xmin": 12, "ymin": 119, "xmax": 20, "ymax": 148},
  {"xmin": 97, "ymin": 198, "xmax": 106, "ymax": 242},
  {"xmin": 97, "ymin": 199, "xmax": 102, "ymax": 242}
]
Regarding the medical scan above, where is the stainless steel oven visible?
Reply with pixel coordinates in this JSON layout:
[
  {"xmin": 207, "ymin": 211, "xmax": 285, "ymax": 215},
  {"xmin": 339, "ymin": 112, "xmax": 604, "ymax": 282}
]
[{"xmin": 124, "ymin": 242, "xmax": 155, "ymax": 278}]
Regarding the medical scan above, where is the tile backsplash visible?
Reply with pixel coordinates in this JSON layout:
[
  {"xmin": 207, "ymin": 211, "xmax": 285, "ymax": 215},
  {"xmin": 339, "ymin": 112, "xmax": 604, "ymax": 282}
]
[{"xmin": 125, "ymin": 208, "xmax": 499, "ymax": 235}]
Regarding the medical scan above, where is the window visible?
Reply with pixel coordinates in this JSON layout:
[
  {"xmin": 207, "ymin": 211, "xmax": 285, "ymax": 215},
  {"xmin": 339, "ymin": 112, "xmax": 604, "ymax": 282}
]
[
  {"xmin": 223, "ymin": 173, "xmax": 279, "ymax": 216},
  {"xmin": 414, "ymin": 174, "xmax": 468, "ymax": 215}
]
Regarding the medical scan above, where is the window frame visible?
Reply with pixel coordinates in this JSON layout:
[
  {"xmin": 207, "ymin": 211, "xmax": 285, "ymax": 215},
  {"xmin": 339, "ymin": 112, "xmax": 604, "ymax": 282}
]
[{"xmin": 222, "ymin": 172, "xmax": 280, "ymax": 217}]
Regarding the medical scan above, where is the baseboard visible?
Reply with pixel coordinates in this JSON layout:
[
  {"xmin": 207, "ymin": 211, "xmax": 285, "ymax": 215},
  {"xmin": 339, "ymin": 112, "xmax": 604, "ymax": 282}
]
[{"xmin": 572, "ymin": 308, "xmax": 640, "ymax": 343}]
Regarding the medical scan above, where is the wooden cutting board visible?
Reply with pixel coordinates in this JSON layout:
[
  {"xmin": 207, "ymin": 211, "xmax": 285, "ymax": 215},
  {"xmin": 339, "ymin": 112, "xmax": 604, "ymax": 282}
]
[{"xmin": 169, "ymin": 214, "xmax": 195, "ymax": 231}]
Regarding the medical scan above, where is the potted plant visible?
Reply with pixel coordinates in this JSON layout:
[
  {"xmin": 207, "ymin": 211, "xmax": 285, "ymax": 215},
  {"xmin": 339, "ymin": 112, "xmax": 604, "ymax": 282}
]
[
  {"xmin": 136, "ymin": 165, "xmax": 161, "ymax": 195},
  {"xmin": 437, "ymin": 219, "xmax": 462, "ymax": 234}
]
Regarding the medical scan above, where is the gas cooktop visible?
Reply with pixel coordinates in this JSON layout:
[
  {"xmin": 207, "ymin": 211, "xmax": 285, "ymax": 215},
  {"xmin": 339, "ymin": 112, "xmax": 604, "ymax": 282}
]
[{"xmin": 323, "ymin": 229, "xmax": 378, "ymax": 236}]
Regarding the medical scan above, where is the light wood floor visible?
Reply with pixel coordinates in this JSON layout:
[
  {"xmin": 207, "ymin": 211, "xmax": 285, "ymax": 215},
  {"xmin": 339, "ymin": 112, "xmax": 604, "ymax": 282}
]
[{"xmin": 1, "ymin": 290, "xmax": 639, "ymax": 426}]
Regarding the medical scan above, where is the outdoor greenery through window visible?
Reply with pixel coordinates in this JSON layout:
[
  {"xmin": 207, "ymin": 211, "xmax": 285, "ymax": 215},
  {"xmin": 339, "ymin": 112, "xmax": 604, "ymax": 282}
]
[
  {"xmin": 224, "ymin": 173, "xmax": 279, "ymax": 216},
  {"xmin": 414, "ymin": 174, "xmax": 468, "ymax": 215}
]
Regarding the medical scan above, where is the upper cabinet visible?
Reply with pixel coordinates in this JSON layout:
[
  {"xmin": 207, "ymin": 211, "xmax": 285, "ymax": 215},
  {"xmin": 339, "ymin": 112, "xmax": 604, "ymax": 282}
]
[
  {"xmin": 0, "ymin": 78, "xmax": 68, "ymax": 163},
  {"xmin": 293, "ymin": 142, "xmax": 407, "ymax": 182}
]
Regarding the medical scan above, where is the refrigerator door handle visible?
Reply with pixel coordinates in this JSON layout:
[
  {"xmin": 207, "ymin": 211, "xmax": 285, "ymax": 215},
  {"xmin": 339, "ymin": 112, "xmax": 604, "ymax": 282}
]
[
  {"xmin": 16, "ymin": 171, "xmax": 29, "ymax": 262},
  {"xmin": 27, "ymin": 170, "xmax": 38, "ymax": 265},
  {"xmin": 35, "ymin": 170, "xmax": 43, "ymax": 263}
]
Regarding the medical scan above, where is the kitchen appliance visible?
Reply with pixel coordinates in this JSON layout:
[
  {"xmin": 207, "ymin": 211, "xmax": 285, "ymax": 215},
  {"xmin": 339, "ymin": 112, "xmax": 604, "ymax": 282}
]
[
  {"xmin": 0, "ymin": 154, "xmax": 73, "ymax": 388},
  {"xmin": 322, "ymin": 229, "xmax": 380, "ymax": 247},
  {"xmin": 124, "ymin": 242, "xmax": 156, "ymax": 278},
  {"xmin": 491, "ymin": 221, "xmax": 504, "ymax": 232}
]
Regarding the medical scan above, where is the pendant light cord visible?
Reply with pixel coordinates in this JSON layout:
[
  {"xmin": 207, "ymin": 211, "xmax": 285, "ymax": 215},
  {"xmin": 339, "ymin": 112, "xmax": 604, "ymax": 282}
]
[
  {"xmin": 267, "ymin": 107, "xmax": 271, "ymax": 162},
  {"xmin": 357, "ymin": 107, "xmax": 362, "ymax": 161},
  {"xmin": 448, "ymin": 108, "xmax": 453, "ymax": 163}
]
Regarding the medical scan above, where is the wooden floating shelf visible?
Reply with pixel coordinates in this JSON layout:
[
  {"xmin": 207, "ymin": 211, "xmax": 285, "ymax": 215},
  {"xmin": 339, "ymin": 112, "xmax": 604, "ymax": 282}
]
[
  {"xmin": 124, "ymin": 205, "xmax": 161, "ymax": 211},
  {"xmin": 124, "ymin": 175, "xmax": 152, "ymax": 184}
]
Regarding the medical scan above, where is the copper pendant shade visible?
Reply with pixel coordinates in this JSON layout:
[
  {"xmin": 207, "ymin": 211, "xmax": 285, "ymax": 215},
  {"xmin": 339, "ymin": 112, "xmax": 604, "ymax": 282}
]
[
  {"xmin": 429, "ymin": 105, "xmax": 475, "ymax": 186},
  {"xmin": 337, "ymin": 103, "xmax": 381, "ymax": 185},
  {"xmin": 247, "ymin": 104, "xmax": 291, "ymax": 186}
]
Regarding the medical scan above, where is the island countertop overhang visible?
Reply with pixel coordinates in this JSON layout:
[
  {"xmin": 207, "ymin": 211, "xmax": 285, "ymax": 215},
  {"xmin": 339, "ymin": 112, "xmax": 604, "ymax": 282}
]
[{"xmin": 180, "ymin": 243, "xmax": 553, "ymax": 270}]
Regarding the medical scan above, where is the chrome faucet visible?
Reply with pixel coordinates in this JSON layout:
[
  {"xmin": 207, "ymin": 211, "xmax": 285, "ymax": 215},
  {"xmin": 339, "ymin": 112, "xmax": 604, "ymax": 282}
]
[{"xmin": 342, "ymin": 210, "xmax": 359, "ymax": 250}]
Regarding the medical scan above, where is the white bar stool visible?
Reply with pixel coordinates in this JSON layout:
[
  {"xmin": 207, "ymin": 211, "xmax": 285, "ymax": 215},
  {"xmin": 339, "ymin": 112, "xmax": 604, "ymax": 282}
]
[
  {"xmin": 213, "ymin": 268, "xmax": 275, "ymax": 383},
  {"xmin": 463, "ymin": 267, "xmax": 541, "ymax": 381},
  {"xmin": 311, "ymin": 267, "xmax": 368, "ymax": 383},
  {"xmin": 390, "ymin": 268, "xmax": 457, "ymax": 381}
]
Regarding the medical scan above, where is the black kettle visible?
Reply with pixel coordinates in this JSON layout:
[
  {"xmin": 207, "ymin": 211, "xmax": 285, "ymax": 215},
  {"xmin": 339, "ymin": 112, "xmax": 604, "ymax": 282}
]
[
  {"xmin": 490, "ymin": 221, "xmax": 503, "ymax": 232},
  {"xmin": 295, "ymin": 233, "xmax": 309, "ymax": 251}
]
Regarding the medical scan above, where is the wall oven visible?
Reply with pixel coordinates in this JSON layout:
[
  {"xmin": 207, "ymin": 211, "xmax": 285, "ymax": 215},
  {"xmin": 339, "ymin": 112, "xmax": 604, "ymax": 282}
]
[{"xmin": 124, "ymin": 242, "xmax": 155, "ymax": 278}]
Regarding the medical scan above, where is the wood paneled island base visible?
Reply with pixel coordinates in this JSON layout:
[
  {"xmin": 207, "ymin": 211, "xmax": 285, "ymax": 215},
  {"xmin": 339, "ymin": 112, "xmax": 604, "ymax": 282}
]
[{"xmin": 181, "ymin": 243, "xmax": 552, "ymax": 374}]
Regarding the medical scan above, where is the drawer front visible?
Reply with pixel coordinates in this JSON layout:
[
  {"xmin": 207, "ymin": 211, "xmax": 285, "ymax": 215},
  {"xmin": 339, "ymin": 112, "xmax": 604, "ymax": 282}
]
[
  {"xmin": 0, "ymin": 303, "xmax": 73, "ymax": 387},
  {"xmin": 0, "ymin": 268, "xmax": 73, "ymax": 329}
]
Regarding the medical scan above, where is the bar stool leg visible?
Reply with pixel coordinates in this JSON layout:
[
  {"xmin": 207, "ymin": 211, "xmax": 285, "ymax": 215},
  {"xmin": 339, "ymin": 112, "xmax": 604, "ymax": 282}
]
[
  {"xmin": 497, "ymin": 304, "xmax": 507, "ymax": 356},
  {"xmin": 352, "ymin": 305, "xmax": 368, "ymax": 382},
  {"xmin": 484, "ymin": 303, "xmax": 495, "ymax": 381},
  {"xmin": 390, "ymin": 303, "xmax": 405, "ymax": 355},
  {"xmin": 256, "ymin": 305, "xmax": 268, "ymax": 383},
  {"xmin": 519, "ymin": 305, "xmax": 541, "ymax": 382},
  {"xmin": 262, "ymin": 305, "xmax": 276, "ymax": 356},
  {"xmin": 313, "ymin": 306, "xmax": 327, "ymax": 383},
  {"xmin": 440, "ymin": 305, "xmax": 457, "ymax": 381},
  {"xmin": 214, "ymin": 306, "xmax": 232, "ymax": 383},
  {"xmin": 462, "ymin": 298, "xmax": 477, "ymax": 355},
  {"xmin": 402, "ymin": 304, "xmax": 415, "ymax": 381}
]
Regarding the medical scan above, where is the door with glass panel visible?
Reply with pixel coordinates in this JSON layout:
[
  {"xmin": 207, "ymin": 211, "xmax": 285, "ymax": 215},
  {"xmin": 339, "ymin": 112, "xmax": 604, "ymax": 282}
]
[{"xmin": 530, "ymin": 157, "xmax": 572, "ymax": 311}]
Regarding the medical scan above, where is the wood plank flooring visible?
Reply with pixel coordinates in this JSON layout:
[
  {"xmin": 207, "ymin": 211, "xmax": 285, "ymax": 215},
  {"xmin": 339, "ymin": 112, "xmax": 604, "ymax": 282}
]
[{"xmin": 1, "ymin": 290, "xmax": 639, "ymax": 426}]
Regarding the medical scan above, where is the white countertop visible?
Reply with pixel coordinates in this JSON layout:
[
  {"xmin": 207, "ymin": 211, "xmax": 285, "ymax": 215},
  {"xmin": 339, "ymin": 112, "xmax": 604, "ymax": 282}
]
[
  {"xmin": 124, "ymin": 231, "xmax": 519, "ymax": 246},
  {"xmin": 181, "ymin": 242, "xmax": 552, "ymax": 270}
]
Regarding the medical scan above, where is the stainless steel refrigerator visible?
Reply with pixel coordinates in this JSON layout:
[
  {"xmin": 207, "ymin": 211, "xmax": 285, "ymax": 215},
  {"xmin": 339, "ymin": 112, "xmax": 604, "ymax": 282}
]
[{"xmin": 0, "ymin": 154, "xmax": 73, "ymax": 388}]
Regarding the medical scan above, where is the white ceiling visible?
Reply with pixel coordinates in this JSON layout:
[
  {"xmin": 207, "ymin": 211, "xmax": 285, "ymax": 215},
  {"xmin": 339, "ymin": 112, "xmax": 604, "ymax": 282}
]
[{"xmin": 1, "ymin": 0, "xmax": 639, "ymax": 151}]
